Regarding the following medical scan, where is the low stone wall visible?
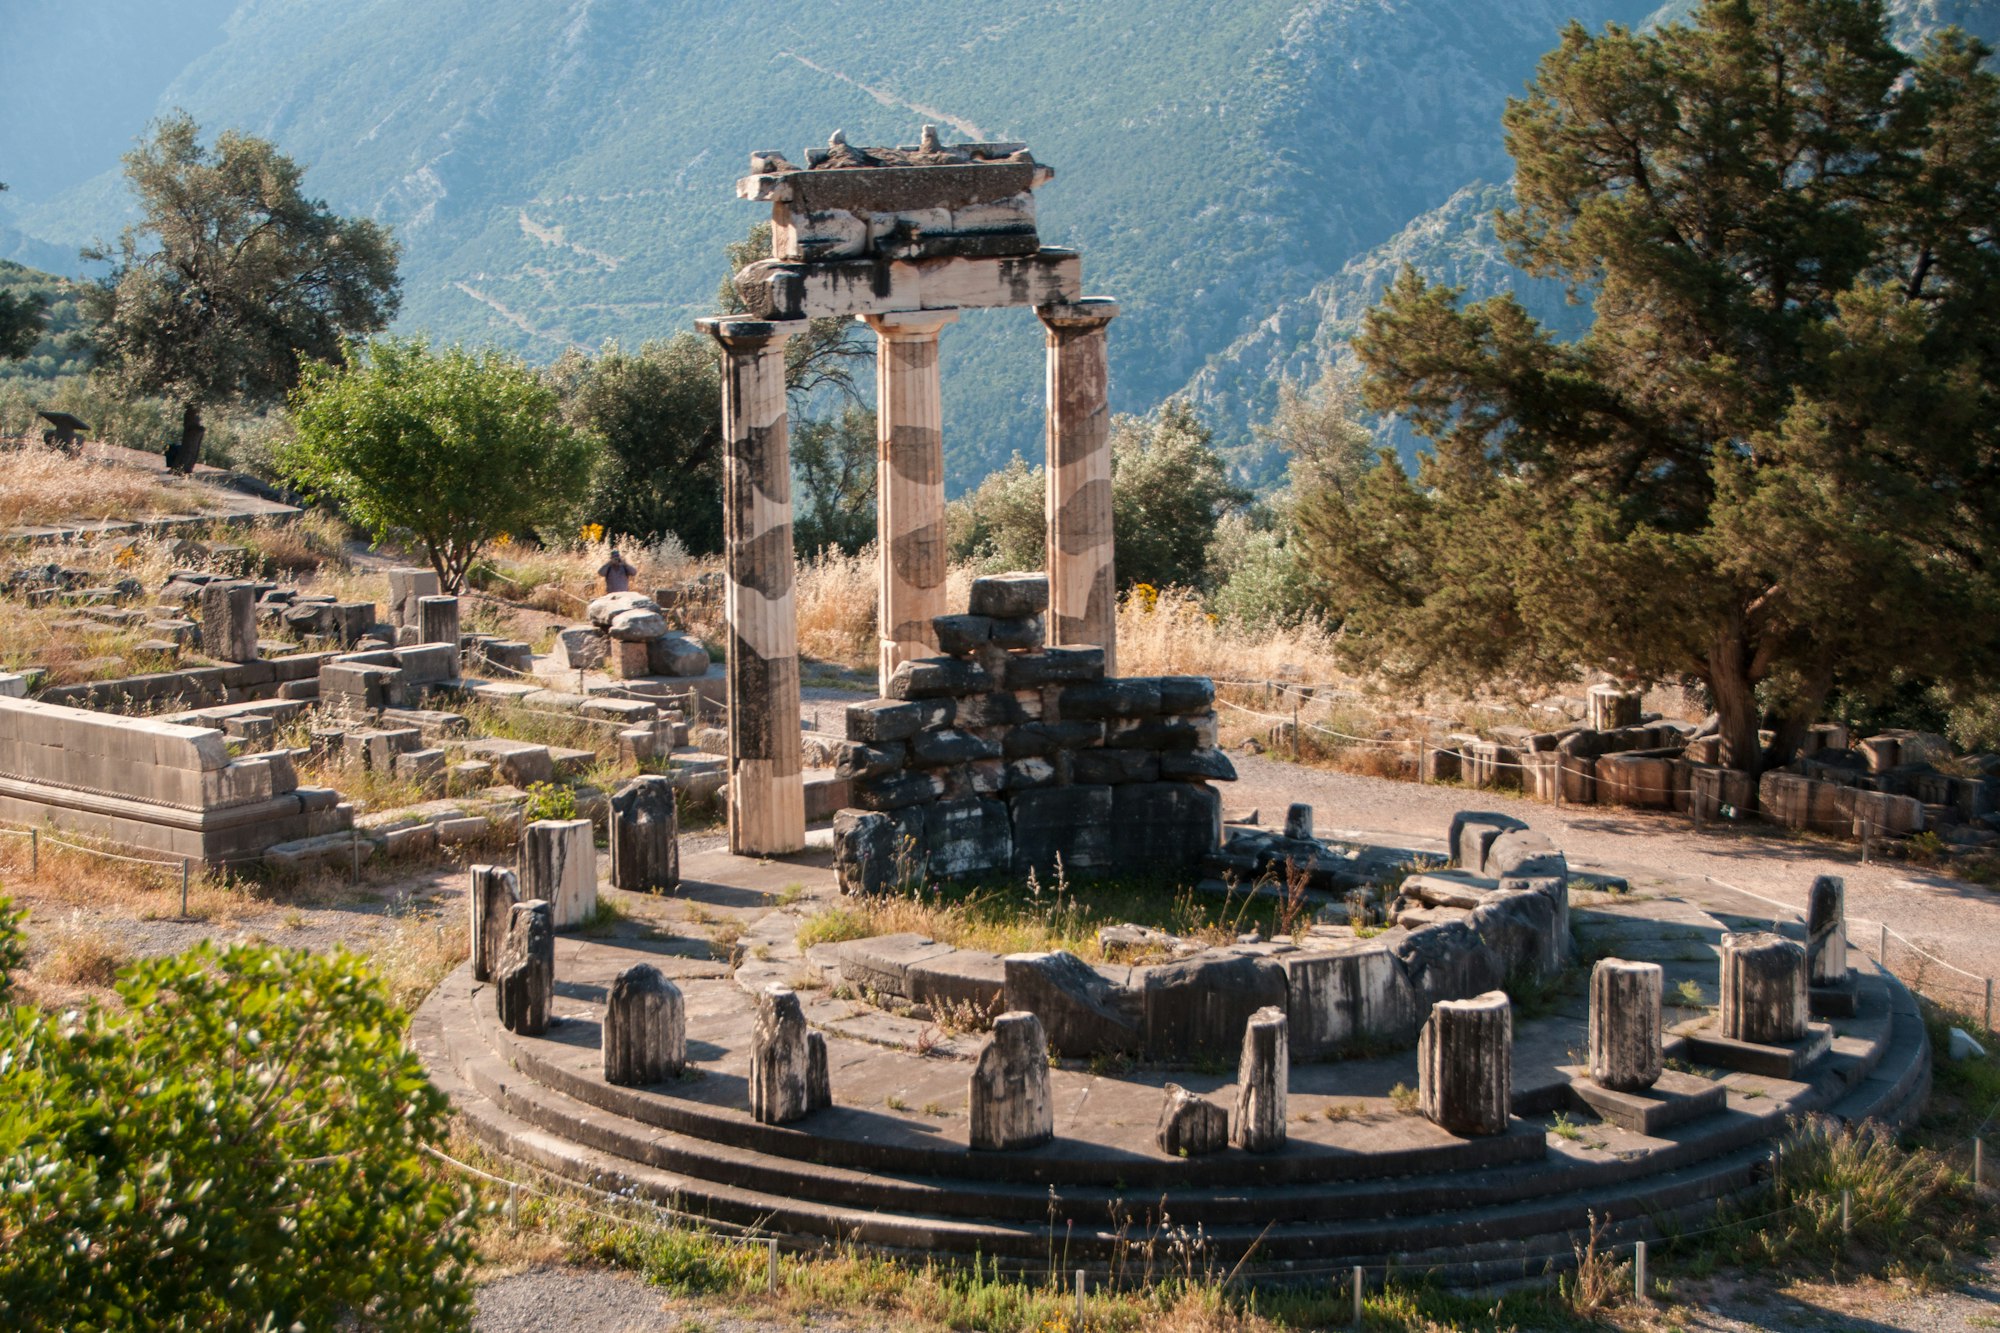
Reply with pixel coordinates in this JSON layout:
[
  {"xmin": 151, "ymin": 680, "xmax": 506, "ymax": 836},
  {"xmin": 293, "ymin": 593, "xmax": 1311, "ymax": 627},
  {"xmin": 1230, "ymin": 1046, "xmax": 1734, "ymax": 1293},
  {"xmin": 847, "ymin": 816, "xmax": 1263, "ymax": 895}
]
[
  {"xmin": 830, "ymin": 574, "xmax": 1231, "ymax": 892},
  {"xmin": 39, "ymin": 653, "xmax": 337, "ymax": 712},
  {"xmin": 0, "ymin": 696, "xmax": 350, "ymax": 862}
]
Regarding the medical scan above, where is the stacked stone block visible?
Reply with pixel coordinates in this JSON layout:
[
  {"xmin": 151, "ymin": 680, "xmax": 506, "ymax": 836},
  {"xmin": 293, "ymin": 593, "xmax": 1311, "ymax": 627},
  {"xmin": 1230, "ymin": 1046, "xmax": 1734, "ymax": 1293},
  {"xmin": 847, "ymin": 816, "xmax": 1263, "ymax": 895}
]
[{"xmin": 832, "ymin": 574, "xmax": 1230, "ymax": 892}]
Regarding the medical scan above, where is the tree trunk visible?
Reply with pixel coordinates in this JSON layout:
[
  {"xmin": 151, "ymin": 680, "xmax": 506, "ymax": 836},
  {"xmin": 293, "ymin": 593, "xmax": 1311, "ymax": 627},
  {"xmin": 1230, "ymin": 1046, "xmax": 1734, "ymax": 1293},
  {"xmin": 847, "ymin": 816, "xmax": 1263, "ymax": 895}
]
[
  {"xmin": 1706, "ymin": 631, "xmax": 1764, "ymax": 783},
  {"xmin": 1763, "ymin": 666, "xmax": 1834, "ymax": 771},
  {"xmin": 165, "ymin": 402, "xmax": 205, "ymax": 474}
]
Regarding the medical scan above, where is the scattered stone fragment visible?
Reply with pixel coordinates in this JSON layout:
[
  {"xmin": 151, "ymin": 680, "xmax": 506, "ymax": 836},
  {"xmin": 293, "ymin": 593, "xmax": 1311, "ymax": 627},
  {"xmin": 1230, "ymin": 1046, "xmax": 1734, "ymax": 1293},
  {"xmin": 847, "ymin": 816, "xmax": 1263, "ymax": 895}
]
[
  {"xmin": 468, "ymin": 863, "xmax": 519, "ymax": 982},
  {"xmin": 603, "ymin": 963, "xmax": 686, "ymax": 1085},
  {"xmin": 1156, "ymin": 1083, "xmax": 1228, "ymax": 1156},
  {"xmin": 1806, "ymin": 875, "xmax": 1847, "ymax": 987},
  {"xmin": 750, "ymin": 984, "xmax": 822, "ymax": 1124},
  {"xmin": 609, "ymin": 775, "xmax": 679, "ymax": 893},
  {"xmin": 969, "ymin": 1011, "xmax": 1054, "ymax": 1150},
  {"xmin": 521, "ymin": 818, "xmax": 597, "ymax": 928},
  {"xmin": 1231, "ymin": 1005, "xmax": 1288, "ymax": 1152},
  {"xmin": 495, "ymin": 899, "xmax": 554, "ymax": 1036}
]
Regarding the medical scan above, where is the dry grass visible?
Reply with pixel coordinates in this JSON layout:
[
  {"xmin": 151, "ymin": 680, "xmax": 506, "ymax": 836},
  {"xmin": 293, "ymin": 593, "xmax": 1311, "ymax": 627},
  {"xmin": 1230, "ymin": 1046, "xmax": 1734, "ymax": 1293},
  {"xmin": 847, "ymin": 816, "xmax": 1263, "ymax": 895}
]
[
  {"xmin": 33, "ymin": 910, "xmax": 131, "ymax": 988},
  {"xmin": 368, "ymin": 906, "xmax": 469, "ymax": 1011},
  {"xmin": 0, "ymin": 832, "xmax": 243, "ymax": 921},
  {"xmin": 0, "ymin": 444, "xmax": 235, "ymax": 529}
]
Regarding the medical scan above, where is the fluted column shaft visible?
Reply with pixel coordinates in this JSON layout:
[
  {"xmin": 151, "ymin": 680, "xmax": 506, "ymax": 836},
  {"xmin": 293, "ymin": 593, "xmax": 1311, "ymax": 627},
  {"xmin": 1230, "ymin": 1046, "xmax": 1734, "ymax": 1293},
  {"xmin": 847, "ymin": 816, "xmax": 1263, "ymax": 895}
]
[
  {"xmin": 1038, "ymin": 299, "xmax": 1119, "ymax": 674},
  {"xmin": 700, "ymin": 316, "xmax": 805, "ymax": 856},
  {"xmin": 863, "ymin": 310, "xmax": 957, "ymax": 683}
]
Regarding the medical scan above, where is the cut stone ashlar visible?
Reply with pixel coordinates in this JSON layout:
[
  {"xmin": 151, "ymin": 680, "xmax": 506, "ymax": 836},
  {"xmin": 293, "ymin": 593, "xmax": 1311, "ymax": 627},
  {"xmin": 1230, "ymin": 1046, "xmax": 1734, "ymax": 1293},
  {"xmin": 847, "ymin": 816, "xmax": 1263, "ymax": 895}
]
[
  {"xmin": 1157, "ymin": 1083, "xmax": 1228, "ymax": 1157},
  {"xmin": 467, "ymin": 863, "xmax": 519, "ymax": 982},
  {"xmin": 1587, "ymin": 959, "xmax": 1663, "ymax": 1092},
  {"xmin": 1231, "ymin": 1006, "xmax": 1288, "ymax": 1152},
  {"xmin": 1807, "ymin": 875, "xmax": 1847, "ymax": 988},
  {"xmin": 603, "ymin": 964, "xmax": 686, "ymax": 1086},
  {"xmin": 1720, "ymin": 931, "xmax": 1808, "ymax": 1046},
  {"xmin": 521, "ymin": 818, "xmax": 597, "ymax": 929},
  {"xmin": 969, "ymin": 1011, "xmax": 1055, "ymax": 1151},
  {"xmin": 609, "ymin": 775, "xmax": 679, "ymax": 894},
  {"xmin": 750, "ymin": 984, "xmax": 830, "ymax": 1124},
  {"xmin": 1418, "ymin": 990, "xmax": 1512, "ymax": 1137},
  {"xmin": 495, "ymin": 899, "xmax": 554, "ymax": 1037}
]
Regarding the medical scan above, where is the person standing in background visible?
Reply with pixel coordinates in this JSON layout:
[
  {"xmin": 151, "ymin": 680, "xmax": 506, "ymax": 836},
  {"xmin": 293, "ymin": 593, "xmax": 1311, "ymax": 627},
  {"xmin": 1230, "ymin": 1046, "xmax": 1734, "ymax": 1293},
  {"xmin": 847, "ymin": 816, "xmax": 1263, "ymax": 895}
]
[{"xmin": 598, "ymin": 547, "xmax": 636, "ymax": 594}]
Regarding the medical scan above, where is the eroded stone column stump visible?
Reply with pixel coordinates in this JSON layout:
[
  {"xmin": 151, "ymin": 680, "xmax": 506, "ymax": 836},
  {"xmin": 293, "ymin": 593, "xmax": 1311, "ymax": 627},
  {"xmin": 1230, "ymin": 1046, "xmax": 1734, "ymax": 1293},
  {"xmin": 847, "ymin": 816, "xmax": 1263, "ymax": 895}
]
[
  {"xmin": 1586, "ymin": 685, "xmax": 1641, "ymax": 732},
  {"xmin": 1231, "ymin": 1006, "xmax": 1288, "ymax": 1152},
  {"xmin": 521, "ymin": 818, "xmax": 596, "ymax": 928},
  {"xmin": 969, "ymin": 1010, "xmax": 1054, "ymax": 1151},
  {"xmin": 1807, "ymin": 876, "xmax": 1847, "ymax": 987},
  {"xmin": 751, "ymin": 984, "xmax": 827, "ymax": 1124},
  {"xmin": 865, "ymin": 310, "xmax": 957, "ymax": 680},
  {"xmin": 1720, "ymin": 931, "xmax": 1808, "ymax": 1045},
  {"xmin": 1157, "ymin": 1083, "xmax": 1228, "ymax": 1157},
  {"xmin": 199, "ymin": 580, "xmax": 258, "ymax": 663},
  {"xmin": 603, "ymin": 963, "xmax": 686, "ymax": 1086},
  {"xmin": 1588, "ymin": 959, "xmax": 1662, "ymax": 1091},
  {"xmin": 418, "ymin": 594, "xmax": 461, "ymax": 649},
  {"xmin": 1038, "ymin": 299, "xmax": 1119, "ymax": 672},
  {"xmin": 700, "ymin": 317, "xmax": 806, "ymax": 856},
  {"xmin": 1419, "ymin": 990, "xmax": 1512, "ymax": 1137},
  {"xmin": 468, "ymin": 863, "xmax": 519, "ymax": 982},
  {"xmin": 609, "ymin": 775, "xmax": 679, "ymax": 894},
  {"xmin": 496, "ymin": 899, "xmax": 554, "ymax": 1036}
]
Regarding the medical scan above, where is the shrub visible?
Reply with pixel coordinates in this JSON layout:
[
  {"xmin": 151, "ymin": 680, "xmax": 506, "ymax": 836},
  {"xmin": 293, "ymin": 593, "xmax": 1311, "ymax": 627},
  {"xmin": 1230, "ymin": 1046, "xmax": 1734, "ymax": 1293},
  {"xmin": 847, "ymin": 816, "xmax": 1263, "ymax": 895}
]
[{"xmin": 0, "ymin": 915, "xmax": 475, "ymax": 1332}]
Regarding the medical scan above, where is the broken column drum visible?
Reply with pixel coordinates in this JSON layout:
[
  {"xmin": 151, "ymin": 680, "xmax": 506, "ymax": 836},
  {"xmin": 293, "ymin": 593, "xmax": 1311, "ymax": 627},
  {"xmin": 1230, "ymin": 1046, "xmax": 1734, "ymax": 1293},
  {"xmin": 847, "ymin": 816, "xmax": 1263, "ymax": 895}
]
[
  {"xmin": 520, "ymin": 818, "xmax": 597, "ymax": 929},
  {"xmin": 969, "ymin": 1010, "xmax": 1054, "ymax": 1150},
  {"xmin": 697, "ymin": 317, "xmax": 806, "ymax": 857},
  {"xmin": 865, "ymin": 309, "xmax": 958, "ymax": 681},
  {"xmin": 750, "ymin": 984, "xmax": 829, "ymax": 1124},
  {"xmin": 1232, "ymin": 1006, "xmax": 1288, "ymax": 1152},
  {"xmin": 495, "ymin": 899, "xmax": 555, "ymax": 1036},
  {"xmin": 1587, "ymin": 959, "xmax": 1662, "ymax": 1091},
  {"xmin": 1719, "ymin": 931, "xmax": 1808, "ymax": 1045},
  {"xmin": 467, "ymin": 863, "xmax": 519, "ymax": 982},
  {"xmin": 199, "ymin": 580, "xmax": 258, "ymax": 663},
  {"xmin": 603, "ymin": 963, "xmax": 686, "ymax": 1086},
  {"xmin": 1807, "ymin": 875, "xmax": 1847, "ymax": 987},
  {"xmin": 706, "ymin": 132, "xmax": 1115, "ymax": 850},
  {"xmin": 609, "ymin": 775, "xmax": 680, "ymax": 893},
  {"xmin": 417, "ymin": 595, "xmax": 460, "ymax": 650},
  {"xmin": 1418, "ymin": 990, "xmax": 1512, "ymax": 1137},
  {"xmin": 1157, "ymin": 1083, "xmax": 1228, "ymax": 1157}
]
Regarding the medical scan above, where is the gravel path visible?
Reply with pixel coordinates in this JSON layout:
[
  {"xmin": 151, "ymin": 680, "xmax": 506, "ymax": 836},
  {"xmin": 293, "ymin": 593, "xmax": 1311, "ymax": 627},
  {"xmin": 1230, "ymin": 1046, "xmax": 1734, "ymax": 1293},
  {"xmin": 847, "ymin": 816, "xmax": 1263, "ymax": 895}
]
[{"xmin": 1228, "ymin": 756, "xmax": 2000, "ymax": 1009}]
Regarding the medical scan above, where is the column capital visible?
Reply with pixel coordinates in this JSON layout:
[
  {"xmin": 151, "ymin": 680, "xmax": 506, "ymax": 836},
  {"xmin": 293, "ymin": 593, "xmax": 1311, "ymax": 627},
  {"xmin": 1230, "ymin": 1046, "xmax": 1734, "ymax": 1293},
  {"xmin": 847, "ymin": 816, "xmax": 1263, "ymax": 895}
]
[
  {"xmin": 696, "ymin": 315, "xmax": 802, "ymax": 353},
  {"xmin": 859, "ymin": 309, "xmax": 960, "ymax": 339},
  {"xmin": 1036, "ymin": 297, "xmax": 1119, "ymax": 333}
]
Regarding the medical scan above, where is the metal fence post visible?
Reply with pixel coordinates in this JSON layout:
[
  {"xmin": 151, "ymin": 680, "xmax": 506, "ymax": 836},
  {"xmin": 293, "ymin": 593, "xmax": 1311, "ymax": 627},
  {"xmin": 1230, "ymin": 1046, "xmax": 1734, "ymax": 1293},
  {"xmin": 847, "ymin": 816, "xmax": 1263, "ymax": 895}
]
[
  {"xmin": 1635, "ymin": 1240, "xmax": 1648, "ymax": 1301},
  {"xmin": 768, "ymin": 1238, "xmax": 779, "ymax": 1294},
  {"xmin": 1352, "ymin": 1265, "xmax": 1364, "ymax": 1325},
  {"xmin": 181, "ymin": 859, "xmax": 190, "ymax": 918},
  {"xmin": 1074, "ymin": 1268, "xmax": 1084, "ymax": 1326},
  {"xmin": 29, "ymin": 828, "xmax": 37, "ymax": 877},
  {"xmin": 1841, "ymin": 1189, "xmax": 1851, "ymax": 1237}
]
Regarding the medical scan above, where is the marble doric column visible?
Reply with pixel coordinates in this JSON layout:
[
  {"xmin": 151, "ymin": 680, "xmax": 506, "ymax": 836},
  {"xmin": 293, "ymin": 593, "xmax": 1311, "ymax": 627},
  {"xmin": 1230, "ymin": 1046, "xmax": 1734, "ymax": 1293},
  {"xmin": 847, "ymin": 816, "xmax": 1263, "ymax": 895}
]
[
  {"xmin": 1037, "ymin": 299, "xmax": 1119, "ymax": 673},
  {"xmin": 862, "ymin": 310, "xmax": 957, "ymax": 682},
  {"xmin": 699, "ymin": 317, "xmax": 805, "ymax": 856}
]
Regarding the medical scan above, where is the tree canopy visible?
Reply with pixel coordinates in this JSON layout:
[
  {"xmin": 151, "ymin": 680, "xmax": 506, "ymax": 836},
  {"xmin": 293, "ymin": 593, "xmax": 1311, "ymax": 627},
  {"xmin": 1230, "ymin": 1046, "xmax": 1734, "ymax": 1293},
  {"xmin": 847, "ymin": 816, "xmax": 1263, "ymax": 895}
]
[
  {"xmin": 284, "ymin": 338, "xmax": 597, "ymax": 590},
  {"xmin": 0, "ymin": 186, "xmax": 48, "ymax": 362},
  {"xmin": 82, "ymin": 114, "xmax": 398, "ymax": 471},
  {"xmin": 1303, "ymin": 0, "xmax": 2000, "ymax": 774},
  {"xmin": 0, "ymin": 906, "xmax": 474, "ymax": 1332}
]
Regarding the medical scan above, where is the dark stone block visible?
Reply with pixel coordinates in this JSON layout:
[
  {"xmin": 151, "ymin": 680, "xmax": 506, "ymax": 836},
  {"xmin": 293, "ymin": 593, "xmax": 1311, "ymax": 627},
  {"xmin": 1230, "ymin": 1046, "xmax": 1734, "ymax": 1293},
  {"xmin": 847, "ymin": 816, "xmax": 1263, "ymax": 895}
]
[
  {"xmin": 1395, "ymin": 919, "xmax": 1506, "ymax": 1011},
  {"xmin": 832, "ymin": 807, "xmax": 926, "ymax": 894},
  {"xmin": 1003, "ymin": 951, "xmax": 1140, "ymax": 1056},
  {"xmin": 989, "ymin": 615, "xmax": 1044, "ymax": 650},
  {"xmin": 1004, "ymin": 756, "xmax": 1061, "ymax": 789},
  {"xmin": 956, "ymin": 691, "xmax": 1026, "ymax": 729},
  {"xmin": 1072, "ymin": 748, "xmax": 1159, "ymax": 784},
  {"xmin": 852, "ymin": 770, "xmax": 946, "ymax": 811},
  {"xmin": 1060, "ymin": 679, "xmax": 1162, "ymax": 720},
  {"xmin": 932, "ymin": 614, "xmax": 993, "ymax": 656},
  {"xmin": 1109, "ymin": 782, "xmax": 1220, "ymax": 868},
  {"xmin": 1466, "ymin": 887, "xmax": 1560, "ymax": 983},
  {"xmin": 888, "ymin": 656, "xmax": 993, "ymax": 699},
  {"xmin": 909, "ymin": 729, "xmax": 1002, "ymax": 766},
  {"xmin": 928, "ymin": 798, "xmax": 1012, "ymax": 878},
  {"xmin": 1448, "ymin": 811, "xmax": 1530, "ymax": 872},
  {"xmin": 1002, "ymin": 720, "xmax": 1105, "ymax": 758},
  {"xmin": 847, "ymin": 699, "xmax": 926, "ymax": 742},
  {"xmin": 1011, "ymin": 784, "xmax": 1114, "ymax": 874},
  {"xmin": 835, "ymin": 741, "xmax": 906, "ymax": 782},
  {"xmin": 1140, "ymin": 953, "xmax": 1289, "ymax": 1059},
  {"xmin": 1161, "ymin": 748, "xmax": 1237, "ymax": 782},
  {"xmin": 1107, "ymin": 716, "xmax": 1205, "ymax": 750},
  {"xmin": 968, "ymin": 572, "xmax": 1049, "ymax": 619},
  {"xmin": 1006, "ymin": 646, "xmax": 1105, "ymax": 687},
  {"xmin": 1158, "ymin": 676, "xmax": 1216, "ymax": 714}
]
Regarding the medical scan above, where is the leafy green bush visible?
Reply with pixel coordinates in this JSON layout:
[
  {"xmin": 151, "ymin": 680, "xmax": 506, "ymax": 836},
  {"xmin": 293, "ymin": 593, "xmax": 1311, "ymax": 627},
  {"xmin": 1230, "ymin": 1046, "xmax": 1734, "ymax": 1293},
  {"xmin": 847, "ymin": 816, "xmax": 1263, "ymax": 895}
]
[
  {"xmin": 0, "ymin": 908, "xmax": 475, "ymax": 1332},
  {"xmin": 524, "ymin": 780, "xmax": 580, "ymax": 823}
]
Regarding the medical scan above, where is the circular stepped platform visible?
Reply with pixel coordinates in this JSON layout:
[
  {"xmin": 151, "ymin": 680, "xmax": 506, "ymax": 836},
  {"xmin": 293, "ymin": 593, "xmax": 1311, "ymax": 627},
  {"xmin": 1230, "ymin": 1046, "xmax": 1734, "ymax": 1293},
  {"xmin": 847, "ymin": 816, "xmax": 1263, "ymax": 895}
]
[{"xmin": 415, "ymin": 880, "xmax": 1931, "ymax": 1283}]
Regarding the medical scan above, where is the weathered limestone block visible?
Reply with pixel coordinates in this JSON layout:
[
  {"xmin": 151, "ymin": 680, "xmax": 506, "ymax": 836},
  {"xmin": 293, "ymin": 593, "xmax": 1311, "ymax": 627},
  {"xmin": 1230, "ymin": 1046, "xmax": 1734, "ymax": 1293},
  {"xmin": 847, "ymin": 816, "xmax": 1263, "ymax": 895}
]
[
  {"xmin": 1156, "ymin": 1083, "xmax": 1228, "ymax": 1156},
  {"xmin": 1141, "ymin": 953, "xmax": 1288, "ymax": 1060},
  {"xmin": 1597, "ymin": 753, "xmax": 1675, "ymax": 809},
  {"xmin": 1588, "ymin": 959, "xmax": 1662, "ymax": 1091},
  {"xmin": 467, "ymin": 863, "xmax": 519, "ymax": 982},
  {"xmin": 750, "ymin": 984, "xmax": 824, "ymax": 1124},
  {"xmin": 609, "ymin": 775, "xmax": 679, "ymax": 893},
  {"xmin": 495, "ymin": 899, "xmax": 555, "ymax": 1036},
  {"xmin": 1462, "ymin": 741, "xmax": 1516, "ymax": 790},
  {"xmin": 554, "ymin": 626, "xmax": 608, "ymax": 671},
  {"xmin": 968, "ymin": 572, "xmax": 1050, "ymax": 620},
  {"xmin": 1231, "ymin": 1006, "xmax": 1288, "ymax": 1152},
  {"xmin": 1421, "ymin": 744, "xmax": 1462, "ymax": 784},
  {"xmin": 927, "ymin": 797, "xmax": 1012, "ymax": 878},
  {"xmin": 1466, "ymin": 888, "xmax": 1560, "ymax": 983},
  {"xmin": 388, "ymin": 566, "xmax": 441, "ymax": 627},
  {"xmin": 1720, "ymin": 931, "xmax": 1808, "ymax": 1045},
  {"xmin": 832, "ymin": 806, "xmax": 926, "ymax": 894},
  {"xmin": 1109, "ymin": 782, "xmax": 1220, "ymax": 869},
  {"xmin": 1283, "ymin": 803, "xmax": 1313, "ymax": 841},
  {"xmin": 1284, "ymin": 943, "xmax": 1418, "ymax": 1057},
  {"xmin": 1587, "ymin": 685, "xmax": 1642, "ymax": 731},
  {"xmin": 969, "ymin": 1011, "xmax": 1054, "ymax": 1150},
  {"xmin": 1418, "ymin": 990, "xmax": 1512, "ymax": 1137},
  {"xmin": 417, "ymin": 595, "xmax": 460, "ymax": 648},
  {"xmin": 603, "ymin": 963, "xmax": 686, "ymax": 1085},
  {"xmin": 1010, "ymin": 784, "xmax": 1113, "ymax": 875},
  {"xmin": 648, "ymin": 632, "xmax": 710, "ymax": 677},
  {"xmin": 1003, "ymin": 951, "xmax": 1140, "ymax": 1056},
  {"xmin": 521, "ymin": 818, "xmax": 598, "ymax": 928},
  {"xmin": 1521, "ymin": 751, "xmax": 1563, "ymax": 803},
  {"xmin": 1448, "ymin": 811, "xmax": 1528, "ymax": 873},
  {"xmin": 587, "ymin": 591, "xmax": 656, "ymax": 628},
  {"xmin": 1394, "ymin": 918, "xmax": 1506, "ymax": 1012},
  {"xmin": 199, "ymin": 580, "xmax": 259, "ymax": 663},
  {"xmin": 608, "ymin": 607, "xmax": 668, "ymax": 641},
  {"xmin": 1807, "ymin": 875, "xmax": 1847, "ymax": 987}
]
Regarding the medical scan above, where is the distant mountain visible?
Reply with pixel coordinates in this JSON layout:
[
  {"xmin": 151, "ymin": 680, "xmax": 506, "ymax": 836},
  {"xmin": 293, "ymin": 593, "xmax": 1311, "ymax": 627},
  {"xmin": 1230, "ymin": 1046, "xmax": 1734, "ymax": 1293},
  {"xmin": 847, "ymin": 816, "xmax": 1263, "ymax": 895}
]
[{"xmin": 0, "ymin": 0, "xmax": 1661, "ymax": 491}]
